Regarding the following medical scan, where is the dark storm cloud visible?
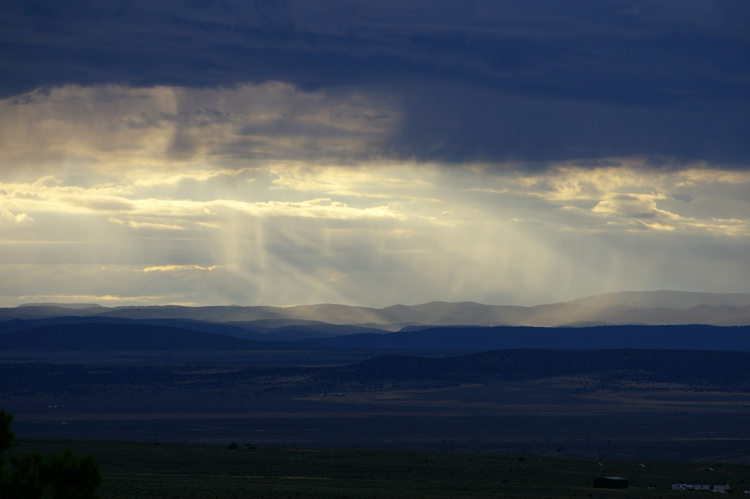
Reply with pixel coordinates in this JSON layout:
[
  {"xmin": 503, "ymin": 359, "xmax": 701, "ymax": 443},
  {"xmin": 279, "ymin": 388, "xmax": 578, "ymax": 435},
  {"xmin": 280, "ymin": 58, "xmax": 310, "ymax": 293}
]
[{"xmin": 1, "ymin": 0, "xmax": 749, "ymax": 165}]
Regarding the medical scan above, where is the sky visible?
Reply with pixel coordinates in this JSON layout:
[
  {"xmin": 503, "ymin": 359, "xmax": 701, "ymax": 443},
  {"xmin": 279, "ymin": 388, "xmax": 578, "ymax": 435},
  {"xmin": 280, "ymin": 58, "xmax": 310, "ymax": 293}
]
[{"xmin": 1, "ymin": 0, "xmax": 749, "ymax": 308}]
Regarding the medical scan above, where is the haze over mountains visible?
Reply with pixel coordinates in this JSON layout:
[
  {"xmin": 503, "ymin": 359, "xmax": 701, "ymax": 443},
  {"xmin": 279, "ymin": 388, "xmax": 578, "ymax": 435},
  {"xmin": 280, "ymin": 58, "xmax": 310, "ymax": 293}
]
[
  {"xmin": 565, "ymin": 291, "xmax": 750, "ymax": 310},
  {"xmin": 2, "ymin": 291, "xmax": 750, "ymax": 360},
  {"xmin": 3, "ymin": 291, "xmax": 750, "ymax": 332}
]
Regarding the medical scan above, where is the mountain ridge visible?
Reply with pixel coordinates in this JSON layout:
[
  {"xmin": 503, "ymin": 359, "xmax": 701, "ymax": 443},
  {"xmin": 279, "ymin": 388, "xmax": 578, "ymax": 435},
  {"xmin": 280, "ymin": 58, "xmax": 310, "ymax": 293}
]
[{"xmin": 3, "ymin": 291, "xmax": 750, "ymax": 331}]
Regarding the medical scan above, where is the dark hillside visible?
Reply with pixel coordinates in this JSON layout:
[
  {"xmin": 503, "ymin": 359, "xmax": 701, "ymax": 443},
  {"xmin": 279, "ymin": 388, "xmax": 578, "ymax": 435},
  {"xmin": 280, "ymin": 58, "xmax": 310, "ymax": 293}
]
[
  {"xmin": 0, "ymin": 323, "xmax": 330, "ymax": 352},
  {"xmin": 26, "ymin": 316, "xmax": 270, "ymax": 341},
  {"xmin": 308, "ymin": 324, "xmax": 750, "ymax": 352},
  {"xmin": 0, "ymin": 319, "xmax": 34, "ymax": 335},
  {"xmin": 2, "ymin": 315, "xmax": 389, "ymax": 342},
  {"xmin": 260, "ymin": 323, "xmax": 388, "ymax": 340},
  {"xmin": 335, "ymin": 349, "xmax": 750, "ymax": 388}
]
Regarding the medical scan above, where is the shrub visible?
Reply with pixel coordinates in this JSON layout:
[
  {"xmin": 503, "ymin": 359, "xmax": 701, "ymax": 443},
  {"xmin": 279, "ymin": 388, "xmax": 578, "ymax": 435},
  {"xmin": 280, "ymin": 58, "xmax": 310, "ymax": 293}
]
[{"xmin": 0, "ymin": 410, "xmax": 101, "ymax": 499}]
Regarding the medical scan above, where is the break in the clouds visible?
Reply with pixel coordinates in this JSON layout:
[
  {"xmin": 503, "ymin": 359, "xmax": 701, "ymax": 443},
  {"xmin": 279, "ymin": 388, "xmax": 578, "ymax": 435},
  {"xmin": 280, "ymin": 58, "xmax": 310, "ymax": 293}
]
[{"xmin": 0, "ymin": 1, "xmax": 749, "ymax": 307}]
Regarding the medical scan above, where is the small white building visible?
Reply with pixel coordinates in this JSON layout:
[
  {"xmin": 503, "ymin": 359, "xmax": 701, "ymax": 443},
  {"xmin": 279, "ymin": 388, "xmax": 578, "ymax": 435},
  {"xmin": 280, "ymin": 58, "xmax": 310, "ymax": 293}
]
[{"xmin": 672, "ymin": 483, "xmax": 730, "ymax": 492}]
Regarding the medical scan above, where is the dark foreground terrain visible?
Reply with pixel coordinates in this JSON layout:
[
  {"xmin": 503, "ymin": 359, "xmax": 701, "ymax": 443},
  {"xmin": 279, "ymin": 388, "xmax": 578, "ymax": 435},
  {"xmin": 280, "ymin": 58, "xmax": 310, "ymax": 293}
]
[
  {"xmin": 13, "ymin": 439, "xmax": 750, "ymax": 498},
  {"xmin": 3, "ymin": 303, "xmax": 750, "ymax": 496},
  {"xmin": 4, "ymin": 349, "xmax": 750, "ymax": 462}
]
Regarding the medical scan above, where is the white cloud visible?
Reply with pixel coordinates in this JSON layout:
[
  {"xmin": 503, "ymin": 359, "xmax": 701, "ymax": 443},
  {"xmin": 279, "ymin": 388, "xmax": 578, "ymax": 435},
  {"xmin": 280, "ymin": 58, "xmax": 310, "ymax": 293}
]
[
  {"xmin": 139, "ymin": 265, "xmax": 219, "ymax": 273},
  {"xmin": 127, "ymin": 221, "xmax": 186, "ymax": 231},
  {"xmin": 0, "ymin": 207, "xmax": 33, "ymax": 225}
]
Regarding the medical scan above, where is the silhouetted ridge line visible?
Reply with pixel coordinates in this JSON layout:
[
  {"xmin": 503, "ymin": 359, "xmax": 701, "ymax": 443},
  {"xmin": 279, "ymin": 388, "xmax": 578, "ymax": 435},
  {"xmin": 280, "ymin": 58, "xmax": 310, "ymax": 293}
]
[
  {"xmin": 0, "ymin": 323, "xmax": 330, "ymax": 351},
  {"xmin": 307, "ymin": 324, "xmax": 750, "ymax": 351}
]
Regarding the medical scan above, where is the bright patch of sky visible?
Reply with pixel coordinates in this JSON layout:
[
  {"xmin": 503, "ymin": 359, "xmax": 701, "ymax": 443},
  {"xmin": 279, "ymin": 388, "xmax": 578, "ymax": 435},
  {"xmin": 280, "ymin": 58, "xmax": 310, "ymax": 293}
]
[{"xmin": 1, "ymin": 84, "xmax": 748, "ymax": 307}]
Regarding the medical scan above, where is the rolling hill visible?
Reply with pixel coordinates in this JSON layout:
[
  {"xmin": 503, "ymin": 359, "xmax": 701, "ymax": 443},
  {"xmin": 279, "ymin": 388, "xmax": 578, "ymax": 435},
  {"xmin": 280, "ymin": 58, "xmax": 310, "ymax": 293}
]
[
  {"xmin": 0, "ymin": 323, "xmax": 329, "ymax": 352},
  {"xmin": 305, "ymin": 324, "xmax": 750, "ymax": 352}
]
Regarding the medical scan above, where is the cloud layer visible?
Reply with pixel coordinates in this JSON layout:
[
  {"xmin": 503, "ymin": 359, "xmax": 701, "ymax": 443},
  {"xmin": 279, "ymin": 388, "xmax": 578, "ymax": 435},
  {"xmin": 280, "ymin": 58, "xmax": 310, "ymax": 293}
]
[
  {"xmin": 1, "ymin": 84, "xmax": 749, "ymax": 306},
  {"xmin": 2, "ymin": 0, "xmax": 749, "ymax": 166}
]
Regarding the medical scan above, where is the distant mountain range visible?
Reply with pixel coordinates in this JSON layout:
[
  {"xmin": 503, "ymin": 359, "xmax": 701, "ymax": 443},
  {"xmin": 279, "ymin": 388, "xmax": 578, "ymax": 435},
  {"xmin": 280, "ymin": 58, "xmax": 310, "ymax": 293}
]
[
  {"xmin": 2, "ymin": 291, "xmax": 750, "ymax": 356},
  {"xmin": 563, "ymin": 290, "xmax": 750, "ymax": 309},
  {"xmin": 2, "ymin": 291, "xmax": 750, "ymax": 333}
]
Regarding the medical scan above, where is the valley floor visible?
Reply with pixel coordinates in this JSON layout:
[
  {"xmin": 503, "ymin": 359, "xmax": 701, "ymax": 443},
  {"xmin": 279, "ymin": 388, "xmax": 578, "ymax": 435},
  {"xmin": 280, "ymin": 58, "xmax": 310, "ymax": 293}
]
[{"xmin": 6, "ymin": 378, "xmax": 750, "ymax": 463}]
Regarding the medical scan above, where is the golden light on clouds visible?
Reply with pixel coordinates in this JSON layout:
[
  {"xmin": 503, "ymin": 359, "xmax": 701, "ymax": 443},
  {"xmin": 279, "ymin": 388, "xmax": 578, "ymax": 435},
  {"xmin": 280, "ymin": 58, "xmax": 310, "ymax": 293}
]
[
  {"xmin": 1, "ymin": 85, "xmax": 749, "ymax": 307},
  {"xmin": 139, "ymin": 265, "xmax": 220, "ymax": 273}
]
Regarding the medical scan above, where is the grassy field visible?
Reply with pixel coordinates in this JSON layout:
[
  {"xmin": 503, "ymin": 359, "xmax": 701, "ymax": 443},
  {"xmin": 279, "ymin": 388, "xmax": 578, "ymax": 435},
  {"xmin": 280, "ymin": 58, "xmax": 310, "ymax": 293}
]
[{"xmin": 13, "ymin": 438, "xmax": 750, "ymax": 498}]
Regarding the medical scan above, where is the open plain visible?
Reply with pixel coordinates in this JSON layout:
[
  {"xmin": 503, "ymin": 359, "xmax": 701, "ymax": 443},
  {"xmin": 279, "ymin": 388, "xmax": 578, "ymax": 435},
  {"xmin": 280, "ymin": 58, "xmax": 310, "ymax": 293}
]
[{"xmin": 4, "ymin": 360, "xmax": 750, "ymax": 462}]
